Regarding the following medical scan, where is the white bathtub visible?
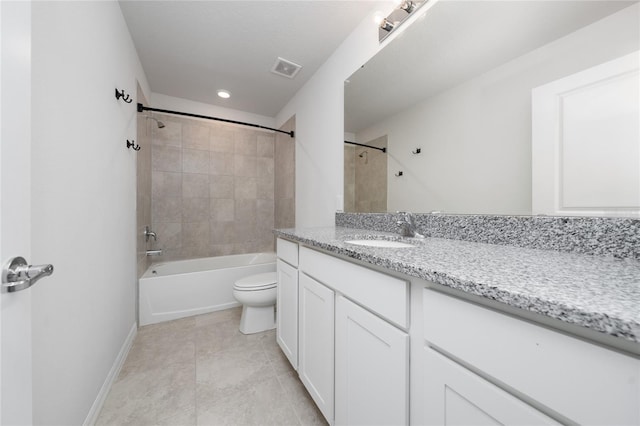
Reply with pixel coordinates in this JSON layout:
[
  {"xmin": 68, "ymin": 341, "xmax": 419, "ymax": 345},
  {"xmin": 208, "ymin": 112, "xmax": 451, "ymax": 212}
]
[{"xmin": 139, "ymin": 252, "xmax": 276, "ymax": 326}]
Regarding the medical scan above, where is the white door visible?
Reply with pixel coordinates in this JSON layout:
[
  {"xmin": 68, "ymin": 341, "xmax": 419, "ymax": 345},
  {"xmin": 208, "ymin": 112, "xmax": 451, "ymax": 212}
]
[
  {"xmin": 532, "ymin": 51, "xmax": 640, "ymax": 217},
  {"xmin": 335, "ymin": 295, "xmax": 409, "ymax": 426},
  {"xmin": 298, "ymin": 273, "xmax": 334, "ymax": 423},
  {"xmin": 1, "ymin": 1, "xmax": 37, "ymax": 424}
]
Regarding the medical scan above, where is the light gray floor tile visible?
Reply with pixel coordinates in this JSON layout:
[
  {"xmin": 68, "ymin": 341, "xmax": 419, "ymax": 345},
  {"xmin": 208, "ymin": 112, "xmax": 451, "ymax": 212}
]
[{"xmin": 96, "ymin": 308, "xmax": 324, "ymax": 426}]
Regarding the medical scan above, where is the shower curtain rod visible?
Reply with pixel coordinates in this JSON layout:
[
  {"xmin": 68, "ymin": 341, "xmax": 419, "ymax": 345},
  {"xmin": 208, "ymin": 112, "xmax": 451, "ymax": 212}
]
[
  {"xmin": 344, "ymin": 140, "xmax": 386, "ymax": 153},
  {"xmin": 137, "ymin": 103, "xmax": 294, "ymax": 138}
]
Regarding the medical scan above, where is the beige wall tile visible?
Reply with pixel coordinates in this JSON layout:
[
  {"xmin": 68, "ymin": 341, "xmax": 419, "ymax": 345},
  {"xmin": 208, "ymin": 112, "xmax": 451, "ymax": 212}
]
[
  {"xmin": 234, "ymin": 176, "xmax": 257, "ymax": 199},
  {"xmin": 182, "ymin": 221, "xmax": 210, "ymax": 248},
  {"xmin": 234, "ymin": 155, "xmax": 256, "ymax": 177},
  {"xmin": 209, "ymin": 152, "xmax": 234, "ymax": 176},
  {"xmin": 182, "ymin": 198, "xmax": 209, "ymax": 222},
  {"xmin": 257, "ymin": 178, "xmax": 274, "ymax": 200},
  {"xmin": 153, "ymin": 197, "xmax": 183, "ymax": 223},
  {"xmin": 183, "ymin": 149, "xmax": 209, "ymax": 174},
  {"xmin": 275, "ymin": 198, "xmax": 295, "ymax": 229},
  {"xmin": 257, "ymin": 157, "xmax": 274, "ymax": 179},
  {"xmin": 152, "ymin": 222, "xmax": 182, "ymax": 250},
  {"xmin": 210, "ymin": 221, "xmax": 235, "ymax": 245},
  {"xmin": 209, "ymin": 175, "xmax": 234, "ymax": 199},
  {"xmin": 153, "ymin": 171, "xmax": 182, "ymax": 198},
  {"xmin": 210, "ymin": 244, "xmax": 236, "ymax": 257},
  {"xmin": 257, "ymin": 134, "xmax": 275, "ymax": 158},
  {"xmin": 234, "ymin": 131, "xmax": 257, "ymax": 156},
  {"xmin": 182, "ymin": 173, "xmax": 209, "ymax": 198},
  {"xmin": 153, "ymin": 145, "xmax": 182, "ymax": 173},
  {"xmin": 210, "ymin": 198, "xmax": 234, "ymax": 222},
  {"xmin": 183, "ymin": 123, "xmax": 210, "ymax": 151},
  {"xmin": 210, "ymin": 128, "xmax": 235, "ymax": 153}
]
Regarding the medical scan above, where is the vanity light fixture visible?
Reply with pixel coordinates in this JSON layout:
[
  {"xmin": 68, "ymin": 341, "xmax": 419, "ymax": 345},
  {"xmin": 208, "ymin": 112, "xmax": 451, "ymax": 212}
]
[
  {"xmin": 378, "ymin": 0, "xmax": 426, "ymax": 42},
  {"xmin": 380, "ymin": 18, "xmax": 395, "ymax": 32},
  {"xmin": 217, "ymin": 90, "xmax": 231, "ymax": 99},
  {"xmin": 399, "ymin": 0, "xmax": 416, "ymax": 14}
]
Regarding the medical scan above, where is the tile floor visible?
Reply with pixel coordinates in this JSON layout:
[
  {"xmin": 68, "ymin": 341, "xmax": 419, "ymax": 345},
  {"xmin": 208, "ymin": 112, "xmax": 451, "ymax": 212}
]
[{"xmin": 96, "ymin": 308, "xmax": 327, "ymax": 425}]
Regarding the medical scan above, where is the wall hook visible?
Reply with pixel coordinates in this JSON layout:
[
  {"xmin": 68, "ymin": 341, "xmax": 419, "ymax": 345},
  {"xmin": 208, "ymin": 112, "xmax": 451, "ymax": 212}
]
[
  {"xmin": 412, "ymin": 148, "xmax": 421, "ymax": 154},
  {"xmin": 115, "ymin": 88, "xmax": 133, "ymax": 103},
  {"xmin": 395, "ymin": 171, "xmax": 404, "ymax": 177},
  {"xmin": 126, "ymin": 140, "xmax": 141, "ymax": 151}
]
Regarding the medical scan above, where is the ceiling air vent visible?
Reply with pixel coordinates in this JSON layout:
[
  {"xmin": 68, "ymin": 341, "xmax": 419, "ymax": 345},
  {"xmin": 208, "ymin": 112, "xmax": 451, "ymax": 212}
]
[{"xmin": 271, "ymin": 57, "xmax": 302, "ymax": 79}]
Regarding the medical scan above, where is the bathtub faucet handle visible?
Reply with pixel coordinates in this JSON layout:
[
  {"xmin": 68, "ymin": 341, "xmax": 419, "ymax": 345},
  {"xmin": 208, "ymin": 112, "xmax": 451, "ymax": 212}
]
[{"xmin": 144, "ymin": 226, "xmax": 157, "ymax": 242}]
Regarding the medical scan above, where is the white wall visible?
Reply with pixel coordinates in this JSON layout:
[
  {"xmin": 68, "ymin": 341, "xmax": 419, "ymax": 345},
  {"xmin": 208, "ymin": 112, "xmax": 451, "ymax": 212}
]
[
  {"xmin": 150, "ymin": 92, "xmax": 275, "ymax": 129},
  {"xmin": 356, "ymin": 4, "xmax": 640, "ymax": 215},
  {"xmin": 276, "ymin": 2, "xmax": 414, "ymax": 226},
  {"xmin": 31, "ymin": 1, "xmax": 149, "ymax": 424}
]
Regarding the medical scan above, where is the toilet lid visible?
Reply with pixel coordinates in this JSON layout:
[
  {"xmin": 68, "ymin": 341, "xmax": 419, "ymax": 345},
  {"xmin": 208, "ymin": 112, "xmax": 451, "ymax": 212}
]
[{"xmin": 233, "ymin": 272, "xmax": 277, "ymax": 291}]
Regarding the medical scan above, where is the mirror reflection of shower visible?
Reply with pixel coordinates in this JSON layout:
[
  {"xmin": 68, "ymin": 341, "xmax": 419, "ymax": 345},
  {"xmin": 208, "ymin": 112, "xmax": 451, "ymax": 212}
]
[
  {"xmin": 145, "ymin": 116, "xmax": 165, "ymax": 128},
  {"xmin": 344, "ymin": 135, "xmax": 388, "ymax": 213}
]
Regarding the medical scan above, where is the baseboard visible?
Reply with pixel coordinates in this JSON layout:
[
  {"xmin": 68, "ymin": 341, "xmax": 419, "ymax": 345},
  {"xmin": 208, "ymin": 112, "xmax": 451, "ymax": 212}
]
[{"xmin": 83, "ymin": 322, "xmax": 137, "ymax": 426}]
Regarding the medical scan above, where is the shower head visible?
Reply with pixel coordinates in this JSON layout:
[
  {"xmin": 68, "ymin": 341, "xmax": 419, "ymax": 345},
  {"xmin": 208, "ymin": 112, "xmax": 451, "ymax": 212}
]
[
  {"xmin": 145, "ymin": 116, "xmax": 165, "ymax": 128},
  {"xmin": 358, "ymin": 151, "xmax": 367, "ymax": 158}
]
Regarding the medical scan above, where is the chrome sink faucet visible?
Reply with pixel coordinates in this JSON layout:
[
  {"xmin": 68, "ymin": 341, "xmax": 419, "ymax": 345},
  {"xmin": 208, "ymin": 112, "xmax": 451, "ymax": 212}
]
[{"xmin": 396, "ymin": 211, "xmax": 425, "ymax": 238}]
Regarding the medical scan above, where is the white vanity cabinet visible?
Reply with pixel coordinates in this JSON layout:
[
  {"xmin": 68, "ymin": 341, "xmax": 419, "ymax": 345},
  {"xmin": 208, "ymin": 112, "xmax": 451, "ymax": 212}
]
[
  {"xmin": 335, "ymin": 295, "xmax": 409, "ymax": 426},
  {"xmin": 421, "ymin": 288, "xmax": 640, "ymax": 425},
  {"xmin": 276, "ymin": 239, "xmax": 299, "ymax": 369},
  {"xmin": 298, "ymin": 272, "xmax": 335, "ymax": 422}
]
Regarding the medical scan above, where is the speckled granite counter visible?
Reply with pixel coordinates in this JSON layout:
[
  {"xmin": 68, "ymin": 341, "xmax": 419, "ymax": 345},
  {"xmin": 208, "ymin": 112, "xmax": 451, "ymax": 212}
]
[{"xmin": 274, "ymin": 226, "xmax": 640, "ymax": 346}]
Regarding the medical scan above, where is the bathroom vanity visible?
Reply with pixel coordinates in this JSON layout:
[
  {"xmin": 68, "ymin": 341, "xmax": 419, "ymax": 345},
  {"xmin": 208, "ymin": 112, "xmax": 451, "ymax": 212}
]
[{"xmin": 274, "ymin": 227, "xmax": 640, "ymax": 425}]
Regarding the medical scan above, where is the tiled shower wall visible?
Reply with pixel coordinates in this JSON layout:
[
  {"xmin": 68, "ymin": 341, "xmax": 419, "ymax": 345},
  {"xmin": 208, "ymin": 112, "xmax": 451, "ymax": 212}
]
[
  {"xmin": 344, "ymin": 135, "xmax": 387, "ymax": 213},
  {"xmin": 150, "ymin": 113, "xmax": 286, "ymax": 262},
  {"xmin": 136, "ymin": 86, "xmax": 152, "ymax": 277}
]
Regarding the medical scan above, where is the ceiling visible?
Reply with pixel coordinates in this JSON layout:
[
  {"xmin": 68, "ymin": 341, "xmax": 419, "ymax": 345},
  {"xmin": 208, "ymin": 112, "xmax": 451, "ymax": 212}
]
[
  {"xmin": 345, "ymin": 0, "xmax": 638, "ymax": 133},
  {"xmin": 119, "ymin": 0, "xmax": 389, "ymax": 118}
]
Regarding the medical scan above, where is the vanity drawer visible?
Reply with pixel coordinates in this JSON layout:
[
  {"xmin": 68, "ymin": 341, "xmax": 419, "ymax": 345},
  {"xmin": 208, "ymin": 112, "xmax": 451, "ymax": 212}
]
[
  {"xmin": 299, "ymin": 246, "xmax": 409, "ymax": 328},
  {"xmin": 423, "ymin": 288, "xmax": 640, "ymax": 425},
  {"xmin": 277, "ymin": 238, "xmax": 298, "ymax": 267}
]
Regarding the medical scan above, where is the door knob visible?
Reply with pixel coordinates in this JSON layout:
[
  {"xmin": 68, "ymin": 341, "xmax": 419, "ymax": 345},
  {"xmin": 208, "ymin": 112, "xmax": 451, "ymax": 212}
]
[{"xmin": 2, "ymin": 256, "xmax": 54, "ymax": 293}]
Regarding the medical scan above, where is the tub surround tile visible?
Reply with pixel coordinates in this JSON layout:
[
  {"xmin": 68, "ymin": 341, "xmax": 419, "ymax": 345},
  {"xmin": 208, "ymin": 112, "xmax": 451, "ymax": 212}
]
[
  {"xmin": 152, "ymin": 222, "xmax": 182, "ymax": 251},
  {"xmin": 234, "ymin": 132, "xmax": 258, "ymax": 156},
  {"xmin": 152, "ymin": 145, "xmax": 182, "ymax": 173},
  {"xmin": 257, "ymin": 134, "xmax": 275, "ymax": 158},
  {"xmin": 182, "ymin": 173, "xmax": 209, "ymax": 198},
  {"xmin": 210, "ymin": 221, "xmax": 236, "ymax": 245},
  {"xmin": 234, "ymin": 155, "xmax": 257, "ymax": 177},
  {"xmin": 208, "ymin": 152, "xmax": 234, "ymax": 177},
  {"xmin": 153, "ymin": 197, "xmax": 183, "ymax": 223},
  {"xmin": 234, "ymin": 176, "xmax": 258, "ymax": 199},
  {"xmin": 274, "ymin": 226, "xmax": 640, "ymax": 346},
  {"xmin": 152, "ymin": 115, "xmax": 182, "ymax": 147},
  {"xmin": 210, "ymin": 128, "xmax": 235, "ymax": 153},
  {"xmin": 182, "ymin": 197, "xmax": 210, "ymax": 222},
  {"xmin": 210, "ymin": 175, "xmax": 234, "ymax": 199},
  {"xmin": 336, "ymin": 212, "xmax": 640, "ymax": 260},
  {"xmin": 182, "ymin": 222, "xmax": 210, "ymax": 247},
  {"xmin": 182, "ymin": 148, "xmax": 209, "ymax": 174},
  {"xmin": 210, "ymin": 198, "xmax": 235, "ymax": 222},
  {"xmin": 152, "ymin": 171, "xmax": 182, "ymax": 198},
  {"xmin": 182, "ymin": 123, "xmax": 210, "ymax": 151}
]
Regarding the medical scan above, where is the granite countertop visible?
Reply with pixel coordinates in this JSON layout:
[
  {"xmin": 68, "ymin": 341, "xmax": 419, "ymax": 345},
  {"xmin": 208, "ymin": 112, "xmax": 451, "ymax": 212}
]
[{"xmin": 274, "ymin": 226, "xmax": 640, "ymax": 346}]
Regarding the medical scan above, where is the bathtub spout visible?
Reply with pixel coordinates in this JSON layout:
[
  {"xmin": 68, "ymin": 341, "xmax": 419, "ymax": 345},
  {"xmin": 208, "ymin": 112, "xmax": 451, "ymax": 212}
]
[{"xmin": 146, "ymin": 249, "xmax": 163, "ymax": 256}]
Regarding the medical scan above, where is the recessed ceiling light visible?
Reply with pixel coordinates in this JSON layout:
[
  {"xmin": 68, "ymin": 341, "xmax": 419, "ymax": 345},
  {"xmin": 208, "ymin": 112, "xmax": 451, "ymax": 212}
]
[{"xmin": 217, "ymin": 90, "xmax": 231, "ymax": 99}]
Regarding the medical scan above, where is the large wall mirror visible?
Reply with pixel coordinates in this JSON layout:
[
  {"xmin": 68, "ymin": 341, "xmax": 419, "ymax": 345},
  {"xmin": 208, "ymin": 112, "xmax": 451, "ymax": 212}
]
[{"xmin": 344, "ymin": 0, "xmax": 640, "ymax": 216}]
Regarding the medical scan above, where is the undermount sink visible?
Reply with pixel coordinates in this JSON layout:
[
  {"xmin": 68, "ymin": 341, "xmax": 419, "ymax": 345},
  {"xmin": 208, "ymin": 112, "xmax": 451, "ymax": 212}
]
[{"xmin": 345, "ymin": 239, "xmax": 416, "ymax": 248}]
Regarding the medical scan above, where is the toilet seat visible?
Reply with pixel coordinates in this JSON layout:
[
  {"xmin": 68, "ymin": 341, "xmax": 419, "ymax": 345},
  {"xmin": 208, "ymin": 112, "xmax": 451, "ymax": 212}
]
[{"xmin": 233, "ymin": 272, "xmax": 277, "ymax": 291}]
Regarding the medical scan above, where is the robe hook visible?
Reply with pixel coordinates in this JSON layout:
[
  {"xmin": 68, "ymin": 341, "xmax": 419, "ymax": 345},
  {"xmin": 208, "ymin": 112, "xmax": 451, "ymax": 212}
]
[
  {"xmin": 412, "ymin": 148, "xmax": 421, "ymax": 154},
  {"xmin": 126, "ymin": 140, "xmax": 141, "ymax": 151},
  {"xmin": 115, "ymin": 88, "xmax": 132, "ymax": 103},
  {"xmin": 395, "ymin": 171, "xmax": 404, "ymax": 177}
]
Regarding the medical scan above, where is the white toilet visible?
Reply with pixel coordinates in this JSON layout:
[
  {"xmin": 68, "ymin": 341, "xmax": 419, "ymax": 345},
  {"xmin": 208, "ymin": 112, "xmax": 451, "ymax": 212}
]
[{"xmin": 233, "ymin": 272, "xmax": 277, "ymax": 334}]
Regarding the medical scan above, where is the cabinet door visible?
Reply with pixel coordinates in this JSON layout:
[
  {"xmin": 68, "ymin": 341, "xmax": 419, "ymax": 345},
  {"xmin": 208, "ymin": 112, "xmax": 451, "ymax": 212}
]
[
  {"xmin": 276, "ymin": 259, "xmax": 298, "ymax": 369},
  {"xmin": 298, "ymin": 273, "xmax": 335, "ymax": 423},
  {"xmin": 423, "ymin": 347, "xmax": 559, "ymax": 425},
  {"xmin": 335, "ymin": 296, "xmax": 409, "ymax": 426}
]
